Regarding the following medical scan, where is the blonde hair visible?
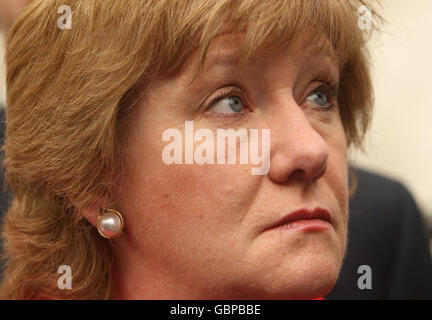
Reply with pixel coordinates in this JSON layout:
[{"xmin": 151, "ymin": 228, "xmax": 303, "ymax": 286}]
[{"xmin": 0, "ymin": 0, "xmax": 378, "ymax": 299}]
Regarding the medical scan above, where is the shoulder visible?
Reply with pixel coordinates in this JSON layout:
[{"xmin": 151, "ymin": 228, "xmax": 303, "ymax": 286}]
[{"xmin": 350, "ymin": 166, "xmax": 419, "ymax": 222}]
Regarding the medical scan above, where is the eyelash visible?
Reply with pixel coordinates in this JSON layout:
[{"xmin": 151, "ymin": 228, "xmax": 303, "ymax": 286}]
[
  {"xmin": 205, "ymin": 82, "xmax": 339, "ymax": 114},
  {"xmin": 206, "ymin": 87, "xmax": 249, "ymax": 113},
  {"xmin": 308, "ymin": 82, "xmax": 339, "ymax": 112}
]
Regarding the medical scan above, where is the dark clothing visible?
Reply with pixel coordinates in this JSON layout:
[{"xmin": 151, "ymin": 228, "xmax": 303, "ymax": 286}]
[
  {"xmin": 0, "ymin": 107, "xmax": 9, "ymax": 215},
  {"xmin": 327, "ymin": 168, "xmax": 432, "ymax": 299},
  {"xmin": 0, "ymin": 106, "xmax": 11, "ymax": 279}
]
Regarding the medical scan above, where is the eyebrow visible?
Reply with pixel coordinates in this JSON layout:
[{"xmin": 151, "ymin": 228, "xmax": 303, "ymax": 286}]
[
  {"xmin": 204, "ymin": 49, "xmax": 241, "ymax": 72},
  {"xmin": 205, "ymin": 43, "xmax": 338, "ymax": 70},
  {"xmin": 182, "ymin": 49, "xmax": 241, "ymax": 89},
  {"xmin": 184, "ymin": 42, "xmax": 339, "ymax": 90},
  {"xmin": 307, "ymin": 45, "xmax": 339, "ymax": 64}
]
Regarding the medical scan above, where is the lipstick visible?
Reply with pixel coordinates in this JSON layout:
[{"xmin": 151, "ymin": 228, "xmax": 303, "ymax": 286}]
[{"xmin": 265, "ymin": 208, "xmax": 332, "ymax": 232}]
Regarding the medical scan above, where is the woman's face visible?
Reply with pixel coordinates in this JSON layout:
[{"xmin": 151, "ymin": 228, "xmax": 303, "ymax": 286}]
[{"xmin": 113, "ymin": 31, "xmax": 348, "ymax": 299}]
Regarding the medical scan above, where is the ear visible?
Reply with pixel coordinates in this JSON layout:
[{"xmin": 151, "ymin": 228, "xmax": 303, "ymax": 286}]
[{"xmin": 69, "ymin": 196, "xmax": 108, "ymax": 227}]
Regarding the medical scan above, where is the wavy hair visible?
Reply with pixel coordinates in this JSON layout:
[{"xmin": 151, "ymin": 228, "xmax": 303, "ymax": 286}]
[{"xmin": 0, "ymin": 0, "xmax": 378, "ymax": 299}]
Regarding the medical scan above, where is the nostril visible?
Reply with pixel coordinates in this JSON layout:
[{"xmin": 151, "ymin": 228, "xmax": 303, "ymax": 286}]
[
  {"xmin": 290, "ymin": 159, "xmax": 327, "ymax": 182},
  {"xmin": 290, "ymin": 168, "xmax": 307, "ymax": 180},
  {"xmin": 314, "ymin": 161, "xmax": 328, "ymax": 181}
]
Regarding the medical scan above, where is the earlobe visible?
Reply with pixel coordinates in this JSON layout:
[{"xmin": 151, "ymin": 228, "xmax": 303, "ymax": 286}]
[
  {"xmin": 82, "ymin": 204, "xmax": 101, "ymax": 227},
  {"xmin": 70, "ymin": 196, "xmax": 125, "ymax": 238},
  {"xmin": 69, "ymin": 195, "xmax": 106, "ymax": 227}
]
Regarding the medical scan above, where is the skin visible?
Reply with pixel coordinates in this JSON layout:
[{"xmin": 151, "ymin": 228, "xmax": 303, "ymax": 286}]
[
  {"xmin": 85, "ymin": 31, "xmax": 349, "ymax": 299},
  {"xmin": 0, "ymin": 0, "xmax": 28, "ymax": 32}
]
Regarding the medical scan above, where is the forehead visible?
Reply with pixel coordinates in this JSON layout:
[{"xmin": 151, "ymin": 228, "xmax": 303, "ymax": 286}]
[
  {"xmin": 180, "ymin": 30, "xmax": 339, "ymax": 84},
  {"xmin": 209, "ymin": 33, "xmax": 337, "ymax": 64}
]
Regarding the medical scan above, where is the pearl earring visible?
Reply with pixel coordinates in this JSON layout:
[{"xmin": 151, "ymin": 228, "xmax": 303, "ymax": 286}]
[{"xmin": 96, "ymin": 208, "xmax": 124, "ymax": 239}]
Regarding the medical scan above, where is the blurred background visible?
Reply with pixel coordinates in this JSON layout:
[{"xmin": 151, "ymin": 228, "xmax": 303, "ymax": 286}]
[
  {"xmin": 349, "ymin": 0, "xmax": 432, "ymax": 246},
  {"xmin": 0, "ymin": 1, "xmax": 431, "ymax": 238}
]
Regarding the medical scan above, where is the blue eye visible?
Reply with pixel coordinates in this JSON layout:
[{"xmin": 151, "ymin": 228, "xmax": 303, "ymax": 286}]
[
  {"xmin": 227, "ymin": 96, "xmax": 243, "ymax": 112},
  {"xmin": 305, "ymin": 91, "xmax": 330, "ymax": 109},
  {"xmin": 209, "ymin": 95, "xmax": 245, "ymax": 114}
]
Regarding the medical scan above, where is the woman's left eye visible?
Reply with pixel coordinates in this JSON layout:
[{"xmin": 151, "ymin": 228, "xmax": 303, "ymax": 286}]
[
  {"xmin": 304, "ymin": 91, "xmax": 332, "ymax": 110},
  {"xmin": 303, "ymin": 82, "xmax": 338, "ymax": 111}
]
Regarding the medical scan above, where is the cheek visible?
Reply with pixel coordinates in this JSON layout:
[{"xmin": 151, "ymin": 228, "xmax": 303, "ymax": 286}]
[
  {"xmin": 117, "ymin": 121, "xmax": 263, "ymax": 271},
  {"xmin": 117, "ymin": 154, "xmax": 264, "ymax": 289},
  {"xmin": 324, "ymin": 109, "xmax": 348, "ymax": 190},
  {"xmin": 121, "ymin": 113, "xmax": 261, "ymax": 229},
  {"xmin": 326, "ymin": 115, "xmax": 349, "ymax": 243},
  {"xmin": 328, "ymin": 137, "xmax": 348, "ymax": 206},
  {"xmin": 122, "ymin": 162, "xmax": 259, "ymax": 232}
]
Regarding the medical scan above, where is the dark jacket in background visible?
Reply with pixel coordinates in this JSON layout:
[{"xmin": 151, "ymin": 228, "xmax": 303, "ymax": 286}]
[
  {"xmin": 0, "ymin": 107, "xmax": 9, "ymax": 215},
  {"xmin": 0, "ymin": 107, "xmax": 10, "ymax": 269},
  {"xmin": 327, "ymin": 167, "xmax": 432, "ymax": 299},
  {"xmin": 0, "ymin": 106, "xmax": 10, "ymax": 278}
]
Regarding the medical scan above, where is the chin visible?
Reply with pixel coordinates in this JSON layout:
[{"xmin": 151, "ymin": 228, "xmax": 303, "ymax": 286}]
[
  {"xmin": 260, "ymin": 253, "xmax": 342, "ymax": 299},
  {"xmin": 281, "ymin": 247, "xmax": 343, "ymax": 299},
  {"xmin": 222, "ymin": 258, "xmax": 341, "ymax": 300}
]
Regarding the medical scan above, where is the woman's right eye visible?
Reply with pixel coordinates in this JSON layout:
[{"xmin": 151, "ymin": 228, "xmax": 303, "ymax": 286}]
[
  {"xmin": 209, "ymin": 95, "xmax": 245, "ymax": 114},
  {"xmin": 206, "ymin": 87, "xmax": 251, "ymax": 116}
]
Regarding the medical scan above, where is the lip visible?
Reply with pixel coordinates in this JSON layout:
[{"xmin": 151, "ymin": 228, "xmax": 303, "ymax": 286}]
[{"xmin": 265, "ymin": 208, "xmax": 333, "ymax": 232}]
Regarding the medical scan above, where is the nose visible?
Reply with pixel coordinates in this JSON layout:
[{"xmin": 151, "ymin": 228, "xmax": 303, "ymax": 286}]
[{"xmin": 268, "ymin": 102, "xmax": 329, "ymax": 184}]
